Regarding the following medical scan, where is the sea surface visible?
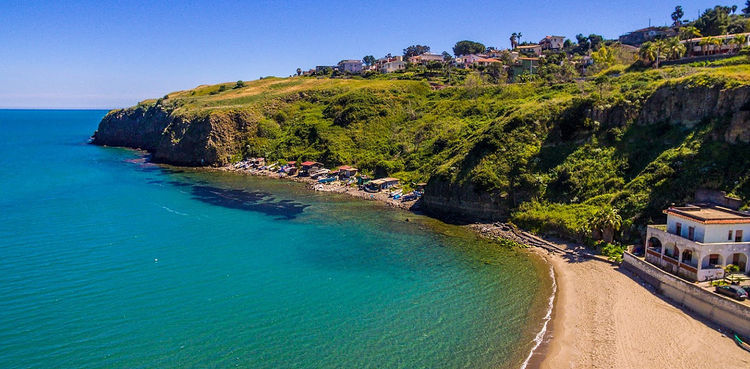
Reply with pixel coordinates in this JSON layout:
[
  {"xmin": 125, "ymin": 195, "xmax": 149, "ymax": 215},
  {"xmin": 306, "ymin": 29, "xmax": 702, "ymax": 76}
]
[{"xmin": 0, "ymin": 110, "xmax": 552, "ymax": 369}]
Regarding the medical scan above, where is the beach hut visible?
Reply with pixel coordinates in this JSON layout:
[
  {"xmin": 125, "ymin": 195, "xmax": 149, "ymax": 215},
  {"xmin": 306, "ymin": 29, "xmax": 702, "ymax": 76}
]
[
  {"xmin": 300, "ymin": 161, "xmax": 323, "ymax": 176},
  {"xmin": 337, "ymin": 165, "xmax": 358, "ymax": 178},
  {"xmin": 368, "ymin": 177, "xmax": 400, "ymax": 191}
]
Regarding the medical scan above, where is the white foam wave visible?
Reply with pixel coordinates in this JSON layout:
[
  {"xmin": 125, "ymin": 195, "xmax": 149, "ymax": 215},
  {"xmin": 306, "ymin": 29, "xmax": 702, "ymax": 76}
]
[
  {"xmin": 160, "ymin": 205, "xmax": 188, "ymax": 216},
  {"xmin": 520, "ymin": 261, "xmax": 557, "ymax": 369}
]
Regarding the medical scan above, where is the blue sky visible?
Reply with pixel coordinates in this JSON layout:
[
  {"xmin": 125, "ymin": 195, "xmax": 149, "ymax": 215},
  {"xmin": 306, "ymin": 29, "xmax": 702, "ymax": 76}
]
[{"xmin": 0, "ymin": 0, "xmax": 731, "ymax": 108}]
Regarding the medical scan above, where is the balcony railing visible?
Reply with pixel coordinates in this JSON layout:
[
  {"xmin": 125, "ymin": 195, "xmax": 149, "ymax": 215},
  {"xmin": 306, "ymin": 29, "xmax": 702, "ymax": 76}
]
[{"xmin": 647, "ymin": 225, "xmax": 750, "ymax": 247}]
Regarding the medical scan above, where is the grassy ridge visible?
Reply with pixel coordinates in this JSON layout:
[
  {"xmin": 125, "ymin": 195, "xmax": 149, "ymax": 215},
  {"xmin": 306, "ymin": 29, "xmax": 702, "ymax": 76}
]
[{"xmin": 127, "ymin": 58, "xmax": 750, "ymax": 242}]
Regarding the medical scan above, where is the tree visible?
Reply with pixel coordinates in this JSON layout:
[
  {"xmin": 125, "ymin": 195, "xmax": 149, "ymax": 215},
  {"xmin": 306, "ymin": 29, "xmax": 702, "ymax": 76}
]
[
  {"xmin": 510, "ymin": 33, "xmax": 519, "ymax": 49},
  {"xmin": 453, "ymin": 40, "xmax": 486, "ymax": 56},
  {"xmin": 679, "ymin": 26, "xmax": 702, "ymax": 56},
  {"xmin": 587, "ymin": 34, "xmax": 604, "ymax": 50},
  {"xmin": 733, "ymin": 34, "xmax": 748, "ymax": 53},
  {"xmin": 295, "ymin": 68, "xmax": 302, "ymax": 76},
  {"xmin": 563, "ymin": 39, "xmax": 573, "ymax": 49},
  {"xmin": 234, "ymin": 80, "xmax": 245, "ymax": 89},
  {"xmin": 698, "ymin": 37, "xmax": 712, "ymax": 55},
  {"xmin": 482, "ymin": 63, "xmax": 506, "ymax": 84},
  {"xmin": 744, "ymin": 0, "xmax": 750, "ymax": 17},
  {"xmin": 664, "ymin": 37, "xmax": 686, "ymax": 60},
  {"xmin": 441, "ymin": 51, "xmax": 453, "ymax": 61},
  {"xmin": 362, "ymin": 55, "xmax": 376, "ymax": 66},
  {"xmin": 591, "ymin": 207, "xmax": 622, "ymax": 243},
  {"xmin": 591, "ymin": 45, "xmax": 615, "ymax": 67},
  {"xmin": 403, "ymin": 45, "xmax": 430, "ymax": 58},
  {"xmin": 639, "ymin": 40, "xmax": 667, "ymax": 67},
  {"xmin": 671, "ymin": 5, "xmax": 684, "ymax": 26},
  {"xmin": 694, "ymin": 6, "xmax": 732, "ymax": 36}
]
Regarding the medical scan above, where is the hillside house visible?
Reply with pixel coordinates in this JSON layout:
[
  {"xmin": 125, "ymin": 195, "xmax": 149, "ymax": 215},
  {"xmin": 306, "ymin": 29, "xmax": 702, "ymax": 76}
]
[
  {"xmin": 338, "ymin": 60, "xmax": 363, "ymax": 73},
  {"xmin": 681, "ymin": 33, "xmax": 750, "ymax": 56},
  {"xmin": 475, "ymin": 57, "xmax": 502, "ymax": 67},
  {"xmin": 516, "ymin": 44, "xmax": 542, "ymax": 57},
  {"xmin": 540, "ymin": 35, "xmax": 565, "ymax": 51},
  {"xmin": 381, "ymin": 60, "xmax": 406, "ymax": 73},
  {"xmin": 645, "ymin": 198, "xmax": 750, "ymax": 281},
  {"xmin": 454, "ymin": 54, "xmax": 484, "ymax": 67},
  {"xmin": 408, "ymin": 53, "xmax": 444, "ymax": 65},
  {"xmin": 619, "ymin": 26, "xmax": 676, "ymax": 46}
]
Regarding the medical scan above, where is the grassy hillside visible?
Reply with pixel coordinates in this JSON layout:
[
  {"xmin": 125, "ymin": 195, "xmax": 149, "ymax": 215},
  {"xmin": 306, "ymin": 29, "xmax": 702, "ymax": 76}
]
[{"xmin": 107, "ymin": 57, "xmax": 750, "ymax": 243}]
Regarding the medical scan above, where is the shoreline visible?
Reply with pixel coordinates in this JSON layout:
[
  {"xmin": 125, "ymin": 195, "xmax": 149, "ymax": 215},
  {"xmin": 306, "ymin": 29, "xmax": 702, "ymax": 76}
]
[
  {"xmin": 214, "ymin": 164, "xmax": 562, "ymax": 369},
  {"xmin": 151, "ymin": 159, "xmax": 749, "ymax": 368}
]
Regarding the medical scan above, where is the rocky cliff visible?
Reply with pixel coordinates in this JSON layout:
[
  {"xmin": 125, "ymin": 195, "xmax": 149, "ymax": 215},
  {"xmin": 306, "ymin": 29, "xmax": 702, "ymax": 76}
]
[{"xmin": 93, "ymin": 104, "xmax": 252, "ymax": 166}]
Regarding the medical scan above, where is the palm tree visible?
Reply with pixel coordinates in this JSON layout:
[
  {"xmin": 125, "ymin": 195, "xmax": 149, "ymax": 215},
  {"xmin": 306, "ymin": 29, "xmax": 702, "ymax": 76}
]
[
  {"xmin": 733, "ymin": 34, "xmax": 747, "ymax": 53},
  {"xmin": 510, "ymin": 33, "xmax": 518, "ymax": 49},
  {"xmin": 639, "ymin": 41, "xmax": 657, "ymax": 65},
  {"xmin": 591, "ymin": 208, "xmax": 623, "ymax": 243},
  {"xmin": 664, "ymin": 37, "xmax": 686, "ymax": 60},
  {"xmin": 698, "ymin": 37, "xmax": 712, "ymax": 55},
  {"xmin": 710, "ymin": 37, "xmax": 723, "ymax": 54},
  {"xmin": 639, "ymin": 40, "xmax": 667, "ymax": 67},
  {"xmin": 679, "ymin": 26, "xmax": 702, "ymax": 56}
]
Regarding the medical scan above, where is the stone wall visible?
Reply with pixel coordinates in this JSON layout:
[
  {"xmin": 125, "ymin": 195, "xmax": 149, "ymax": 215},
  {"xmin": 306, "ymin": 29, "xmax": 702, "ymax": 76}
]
[{"xmin": 622, "ymin": 252, "xmax": 750, "ymax": 337}]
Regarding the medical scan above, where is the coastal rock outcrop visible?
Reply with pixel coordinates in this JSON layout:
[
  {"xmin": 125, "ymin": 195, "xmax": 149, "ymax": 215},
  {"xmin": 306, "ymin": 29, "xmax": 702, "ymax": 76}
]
[{"xmin": 93, "ymin": 105, "xmax": 250, "ymax": 166}]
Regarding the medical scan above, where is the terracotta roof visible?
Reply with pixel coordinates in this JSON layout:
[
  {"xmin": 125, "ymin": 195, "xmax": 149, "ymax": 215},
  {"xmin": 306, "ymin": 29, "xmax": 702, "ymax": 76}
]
[
  {"xmin": 287, "ymin": 161, "xmax": 296, "ymax": 165},
  {"xmin": 665, "ymin": 204, "xmax": 750, "ymax": 224},
  {"xmin": 475, "ymin": 58, "xmax": 501, "ymax": 63},
  {"xmin": 517, "ymin": 44, "xmax": 540, "ymax": 49},
  {"xmin": 338, "ymin": 165, "xmax": 357, "ymax": 170},
  {"xmin": 518, "ymin": 57, "xmax": 540, "ymax": 61},
  {"xmin": 301, "ymin": 161, "xmax": 319, "ymax": 166}
]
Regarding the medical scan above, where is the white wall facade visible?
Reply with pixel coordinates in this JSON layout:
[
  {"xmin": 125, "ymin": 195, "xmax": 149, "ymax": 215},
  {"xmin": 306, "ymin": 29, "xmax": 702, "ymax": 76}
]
[{"xmin": 666, "ymin": 214, "xmax": 750, "ymax": 243}]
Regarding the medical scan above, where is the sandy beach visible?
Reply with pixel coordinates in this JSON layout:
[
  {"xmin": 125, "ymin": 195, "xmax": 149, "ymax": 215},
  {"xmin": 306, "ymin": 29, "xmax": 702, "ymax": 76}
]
[{"xmin": 537, "ymin": 244, "xmax": 750, "ymax": 369}]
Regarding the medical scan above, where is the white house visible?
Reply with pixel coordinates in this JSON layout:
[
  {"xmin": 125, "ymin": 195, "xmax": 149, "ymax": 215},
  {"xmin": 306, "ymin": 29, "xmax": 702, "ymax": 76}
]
[
  {"xmin": 516, "ymin": 44, "xmax": 542, "ymax": 57},
  {"xmin": 540, "ymin": 35, "xmax": 565, "ymax": 51},
  {"xmin": 338, "ymin": 59, "xmax": 363, "ymax": 73},
  {"xmin": 645, "ymin": 202, "xmax": 750, "ymax": 281},
  {"xmin": 454, "ymin": 54, "xmax": 484, "ymax": 67},
  {"xmin": 408, "ymin": 53, "xmax": 444, "ymax": 64},
  {"xmin": 381, "ymin": 60, "xmax": 406, "ymax": 73}
]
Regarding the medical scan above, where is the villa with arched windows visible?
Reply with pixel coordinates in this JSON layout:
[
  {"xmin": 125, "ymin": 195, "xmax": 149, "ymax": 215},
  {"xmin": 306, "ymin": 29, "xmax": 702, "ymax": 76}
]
[{"xmin": 645, "ymin": 203, "xmax": 750, "ymax": 282}]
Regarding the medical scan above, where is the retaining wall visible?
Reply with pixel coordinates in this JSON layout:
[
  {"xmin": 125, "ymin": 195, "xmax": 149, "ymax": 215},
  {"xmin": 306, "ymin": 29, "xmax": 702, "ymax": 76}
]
[{"xmin": 622, "ymin": 252, "xmax": 750, "ymax": 337}]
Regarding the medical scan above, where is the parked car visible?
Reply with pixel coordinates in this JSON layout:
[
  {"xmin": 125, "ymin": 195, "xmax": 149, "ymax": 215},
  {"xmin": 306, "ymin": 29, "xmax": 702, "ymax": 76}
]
[
  {"xmin": 741, "ymin": 285, "xmax": 750, "ymax": 295},
  {"xmin": 715, "ymin": 285, "xmax": 748, "ymax": 301}
]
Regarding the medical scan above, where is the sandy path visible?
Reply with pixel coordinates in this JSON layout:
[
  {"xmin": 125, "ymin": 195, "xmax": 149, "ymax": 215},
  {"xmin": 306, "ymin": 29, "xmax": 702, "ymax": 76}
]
[{"xmin": 540, "ymin": 251, "xmax": 750, "ymax": 369}]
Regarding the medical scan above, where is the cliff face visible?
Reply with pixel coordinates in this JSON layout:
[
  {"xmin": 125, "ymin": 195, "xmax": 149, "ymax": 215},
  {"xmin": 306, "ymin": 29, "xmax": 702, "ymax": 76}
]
[
  {"xmin": 93, "ymin": 105, "xmax": 251, "ymax": 166},
  {"xmin": 422, "ymin": 177, "xmax": 508, "ymax": 221},
  {"xmin": 637, "ymin": 83, "xmax": 750, "ymax": 130},
  {"xmin": 419, "ymin": 82, "xmax": 750, "ymax": 222}
]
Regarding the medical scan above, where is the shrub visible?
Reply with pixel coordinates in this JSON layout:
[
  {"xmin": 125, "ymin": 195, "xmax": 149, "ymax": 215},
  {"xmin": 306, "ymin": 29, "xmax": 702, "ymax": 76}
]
[{"xmin": 599, "ymin": 241, "xmax": 626, "ymax": 263}]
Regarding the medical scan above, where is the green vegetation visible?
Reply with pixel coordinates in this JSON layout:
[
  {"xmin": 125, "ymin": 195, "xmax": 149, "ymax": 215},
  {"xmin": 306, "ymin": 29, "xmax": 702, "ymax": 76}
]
[{"xmin": 119, "ymin": 57, "xmax": 750, "ymax": 244}]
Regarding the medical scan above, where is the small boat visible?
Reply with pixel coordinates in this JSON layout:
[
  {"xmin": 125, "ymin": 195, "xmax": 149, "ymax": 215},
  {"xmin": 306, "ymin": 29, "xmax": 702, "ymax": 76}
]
[
  {"xmin": 318, "ymin": 176, "xmax": 337, "ymax": 183},
  {"xmin": 735, "ymin": 333, "xmax": 750, "ymax": 353}
]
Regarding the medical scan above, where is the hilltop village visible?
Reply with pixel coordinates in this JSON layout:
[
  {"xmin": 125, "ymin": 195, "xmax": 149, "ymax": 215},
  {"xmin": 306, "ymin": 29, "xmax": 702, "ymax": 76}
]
[{"xmin": 295, "ymin": 5, "xmax": 750, "ymax": 84}]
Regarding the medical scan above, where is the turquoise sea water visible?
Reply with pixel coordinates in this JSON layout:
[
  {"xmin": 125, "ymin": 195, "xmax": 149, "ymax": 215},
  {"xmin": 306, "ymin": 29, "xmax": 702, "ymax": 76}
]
[{"xmin": 0, "ymin": 110, "xmax": 552, "ymax": 369}]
